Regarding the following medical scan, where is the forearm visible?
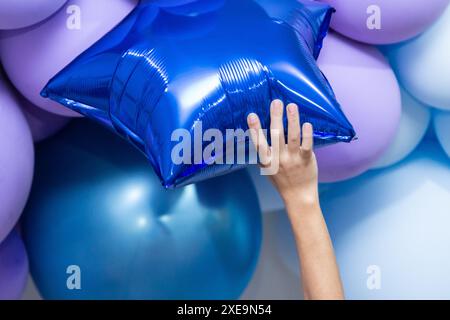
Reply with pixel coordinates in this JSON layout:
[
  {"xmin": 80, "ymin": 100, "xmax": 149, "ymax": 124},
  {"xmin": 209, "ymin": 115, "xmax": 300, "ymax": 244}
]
[
  {"xmin": 285, "ymin": 196, "xmax": 344, "ymax": 300},
  {"xmin": 247, "ymin": 100, "xmax": 343, "ymax": 299}
]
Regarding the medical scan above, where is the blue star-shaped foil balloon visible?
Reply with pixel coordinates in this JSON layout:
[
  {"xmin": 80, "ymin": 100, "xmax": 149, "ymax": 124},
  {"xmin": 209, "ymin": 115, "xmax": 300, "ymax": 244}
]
[{"xmin": 42, "ymin": 0, "xmax": 356, "ymax": 188}]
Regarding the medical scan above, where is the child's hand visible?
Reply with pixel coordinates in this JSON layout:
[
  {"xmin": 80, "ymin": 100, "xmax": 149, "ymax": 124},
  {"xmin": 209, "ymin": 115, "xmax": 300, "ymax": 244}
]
[
  {"xmin": 248, "ymin": 100, "xmax": 344, "ymax": 300},
  {"xmin": 247, "ymin": 99, "xmax": 319, "ymax": 206}
]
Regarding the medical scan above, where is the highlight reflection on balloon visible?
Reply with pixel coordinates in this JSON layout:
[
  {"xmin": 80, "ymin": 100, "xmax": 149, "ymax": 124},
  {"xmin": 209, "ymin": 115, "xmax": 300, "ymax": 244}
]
[
  {"xmin": 22, "ymin": 120, "xmax": 262, "ymax": 300},
  {"xmin": 41, "ymin": 0, "xmax": 355, "ymax": 188}
]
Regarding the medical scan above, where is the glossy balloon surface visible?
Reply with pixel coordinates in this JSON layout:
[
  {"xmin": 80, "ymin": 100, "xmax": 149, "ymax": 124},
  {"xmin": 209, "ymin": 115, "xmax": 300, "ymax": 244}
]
[
  {"xmin": 22, "ymin": 120, "xmax": 262, "ymax": 300},
  {"xmin": 41, "ymin": 0, "xmax": 355, "ymax": 188}
]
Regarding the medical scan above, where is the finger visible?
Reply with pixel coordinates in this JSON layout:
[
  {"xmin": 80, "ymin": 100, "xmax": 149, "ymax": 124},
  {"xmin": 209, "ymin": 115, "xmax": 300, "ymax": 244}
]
[
  {"xmin": 247, "ymin": 113, "xmax": 270, "ymax": 165},
  {"xmin": 286, "ymin": 103, "xmax": 301, "ymax": 153},
  {"xmin": 301, "ymin": 122, "xmax": 314, "ymax": 155},
  {"xmin": 270, "ymin": 99, "xmax": 285, "ymax": 151}
]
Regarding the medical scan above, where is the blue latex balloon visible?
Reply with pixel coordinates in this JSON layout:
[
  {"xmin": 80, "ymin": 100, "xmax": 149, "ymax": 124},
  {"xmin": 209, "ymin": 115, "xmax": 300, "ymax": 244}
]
[
  {"xmin": 434, "ymin": 111, "xmax": 450, "ymax": 158},
  {"xmin": 41, "ymin": 0, "xmax": 355, "ymax": 188},
  {"xmin": 151, "ymin": 0, "xmax": 226, "ymax": 15},
  {"xmin": 21, "ymin": 120, "xmax": 262, "ymax": 300},
  {"xmin": 150, "ymin": 0, "xmax": 196, "ymax": 7}
]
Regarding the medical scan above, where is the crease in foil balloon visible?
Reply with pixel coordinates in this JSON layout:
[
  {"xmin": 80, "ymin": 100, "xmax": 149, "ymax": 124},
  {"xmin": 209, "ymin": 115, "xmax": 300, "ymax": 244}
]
[{"xmin": 41, "ymin": 0, "xmax": 356, "ymax": 188}]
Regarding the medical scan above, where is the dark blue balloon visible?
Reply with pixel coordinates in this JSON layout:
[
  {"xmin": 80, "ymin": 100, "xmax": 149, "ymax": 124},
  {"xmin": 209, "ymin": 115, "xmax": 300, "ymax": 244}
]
[
  {"xmin": 22, "ymin": 120, "xmax": 262, "ymax": 300},
  {"xmin": 41, "ymin": 0, "xmax": 355, "ymax": 188}
]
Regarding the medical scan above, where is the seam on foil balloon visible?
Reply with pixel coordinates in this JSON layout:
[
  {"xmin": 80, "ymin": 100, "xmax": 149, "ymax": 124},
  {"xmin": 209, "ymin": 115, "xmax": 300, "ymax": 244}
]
[
  {"xmin": 39, "ymin": 0, "xmax": 356, "ymax": 188},
  {"xmin": 110, "ymin": 46, "xmax": 169, "ymax": 154}
]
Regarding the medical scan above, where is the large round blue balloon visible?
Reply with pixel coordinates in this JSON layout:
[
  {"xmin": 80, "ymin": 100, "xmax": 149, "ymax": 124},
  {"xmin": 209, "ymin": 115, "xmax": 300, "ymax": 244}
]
[{"xmin": 22, "ymin": 120, "xmax": 262, "ymax": 300}]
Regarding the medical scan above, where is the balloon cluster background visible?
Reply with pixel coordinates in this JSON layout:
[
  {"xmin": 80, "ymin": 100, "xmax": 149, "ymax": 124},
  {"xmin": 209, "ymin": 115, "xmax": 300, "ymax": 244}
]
[{"xmin": 0, "ymin": 0, "xmax": 449, "ymax": 300}]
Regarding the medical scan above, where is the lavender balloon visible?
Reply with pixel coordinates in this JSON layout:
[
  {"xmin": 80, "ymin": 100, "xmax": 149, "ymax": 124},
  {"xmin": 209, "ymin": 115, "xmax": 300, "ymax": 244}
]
[
  {"xmin": 20, "ymin": 97, "xmax": 70, "ymax": 142},
  {"xmin": 373, "ymin": 89, "xmax": 431, "ymax": 169},
  {"xmin": 319, "ymin": 0, "xmax": 450, "ymax": 44},
  {"xmin": 0, "ymin": 0, "xmax": 138, "ymax": 117},
  {"xmin": 0, "ymin": 0, "xmax": 68, "ymax": 30},
  {"xmin": 0, "ymin": 230, "xmax": 29, "ymax": 300},
  {"xmin": 0, "ymin": 72, "xmax": 34, "ymax": 243},
  {"xmin": 315, "ymin": 33, "xmax": 401, "ymax": 182}
]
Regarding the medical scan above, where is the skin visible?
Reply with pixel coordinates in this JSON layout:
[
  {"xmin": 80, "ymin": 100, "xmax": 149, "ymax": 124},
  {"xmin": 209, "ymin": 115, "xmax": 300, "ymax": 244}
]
[{"xmin": 247, "ymin": 99, "xmax": 344, "ymax": 300}]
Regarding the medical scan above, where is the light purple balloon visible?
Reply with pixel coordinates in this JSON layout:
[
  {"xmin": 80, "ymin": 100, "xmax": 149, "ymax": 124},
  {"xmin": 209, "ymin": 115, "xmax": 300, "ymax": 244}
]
[
  {"xmin": 0, "ymin": 72, "xmax": 34, "ymax": 243},
  {"xmin": 0, "ymin": 0, "xmax": 138, "ymax": 117},
  {"xmin": 0, "ymin": 0, "xmax": 68, "ymax": 30},
  {"xmin": 319, "ymin": 0, "xmax": 450, "ymax": 44},
  {"xmin": 0, "ymin": 230, "xmax": 29, "ymax": 300},
  {"xmin": 20, "ymin": 97, "xmax": 70, "ymax": 142},
  {"xmin": 315, "ymin": 33, "xmax": 401, "ymax": 183}
]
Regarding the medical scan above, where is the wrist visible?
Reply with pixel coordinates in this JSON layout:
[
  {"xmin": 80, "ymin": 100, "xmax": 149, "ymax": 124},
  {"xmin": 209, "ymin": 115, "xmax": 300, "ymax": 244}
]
[{"xmin": 282, "ymin": 187, "xmax": 320, "ymax": 213}]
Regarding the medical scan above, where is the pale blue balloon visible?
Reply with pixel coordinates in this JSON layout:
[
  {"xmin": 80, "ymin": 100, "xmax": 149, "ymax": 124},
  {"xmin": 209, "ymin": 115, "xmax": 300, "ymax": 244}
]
[
  {"xmin": 275, "ymin": 140, "xmax": 450, "ymax": 299},
  {"xmin": 385, "ymin": 4, "xmax": 450, "ymax": 110},
  {"xmin": 323, "ymin": 141, "xmax": 450, "ymax": 299},
  {"xmin": 248, "ymin": 165, "xmax": 285, "ymax": 213},
  {"xmin": 434, "ymin": 111, "xmax": 450, "ymax": 157},
  {"xmin": 273, "ymin": 184, "xmax": 345, "ymax": 278},
  {"xmin": 372, "ymin": 89, "xmax": 431, "ymax": 169}
]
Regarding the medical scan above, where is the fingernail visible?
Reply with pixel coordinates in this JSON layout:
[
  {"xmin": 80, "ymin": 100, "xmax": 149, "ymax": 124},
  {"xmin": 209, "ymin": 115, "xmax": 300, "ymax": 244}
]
[
  {"xmin": 287, "ymin": 104, "xmax": 297, "ymax": 115},
  {"xmin": 248, "ymin": 113, "xmax": 258, "ymax": 124},
  {"xmin": 274, "ymin": 99, "xmax": 283, "ymax": 111},
  {"xmin": 272, "ymin": 100, "xmax": 283, "ymax": 114}
]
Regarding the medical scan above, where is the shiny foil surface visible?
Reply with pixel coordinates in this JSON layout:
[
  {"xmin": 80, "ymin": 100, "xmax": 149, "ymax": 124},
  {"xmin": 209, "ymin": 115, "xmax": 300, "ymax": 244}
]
[{"xmin": 41, "ymin": 0, "xmax": 356, "ymax": 188}]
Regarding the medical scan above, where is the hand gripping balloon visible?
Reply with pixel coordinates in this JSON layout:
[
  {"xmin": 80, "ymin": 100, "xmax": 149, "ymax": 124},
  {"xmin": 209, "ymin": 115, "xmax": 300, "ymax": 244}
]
[{"xmin": 41, "ymin": 0, "xmax": 355, "ymax": 188}]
